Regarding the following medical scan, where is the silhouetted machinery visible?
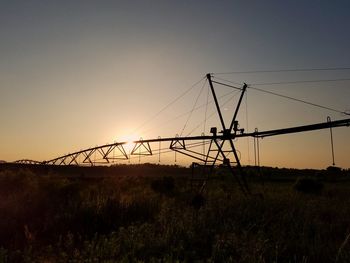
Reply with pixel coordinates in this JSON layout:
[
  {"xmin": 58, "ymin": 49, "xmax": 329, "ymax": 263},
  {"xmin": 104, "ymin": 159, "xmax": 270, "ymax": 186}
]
[{"xmin": 14, "ymin": 73, "xmax": 350, "ymax": 195}]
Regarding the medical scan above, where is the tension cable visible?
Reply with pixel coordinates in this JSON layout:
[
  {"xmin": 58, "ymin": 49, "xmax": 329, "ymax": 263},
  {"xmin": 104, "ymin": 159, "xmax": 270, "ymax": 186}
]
[
  {"xmin": 212, "ymin": 67, "xmax": 350, "ymax": 75},
  {"xmin": 250, "ymin": 86, "xmax": 349, "ymax": 116},
  {"xmin": 180, "ymin": 78, "xmax": 207, "ymax": 136}
]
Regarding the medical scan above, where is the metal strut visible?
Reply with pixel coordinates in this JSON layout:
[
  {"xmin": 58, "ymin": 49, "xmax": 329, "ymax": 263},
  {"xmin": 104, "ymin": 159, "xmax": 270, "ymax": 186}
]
[
  {"xmin": 327, "ymin": 116, "xmax": 336, "ymax": 166},
  {"xmin": 198, "ymin": 74, "xmax": 250, "ymax": 195}
]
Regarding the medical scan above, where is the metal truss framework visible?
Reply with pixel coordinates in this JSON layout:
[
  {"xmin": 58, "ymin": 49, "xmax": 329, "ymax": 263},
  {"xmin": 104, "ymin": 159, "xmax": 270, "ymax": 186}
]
[
  {"xmin": 13, "ymin": 74, "xmax": 350, "ymax": 193},
  {"xmin": 14, "ymin": 159, "xmax": 43, "ymax": 165},
  {"xmin": 44, "ymin": 143, "xmax": 128, "ymax": 165}
]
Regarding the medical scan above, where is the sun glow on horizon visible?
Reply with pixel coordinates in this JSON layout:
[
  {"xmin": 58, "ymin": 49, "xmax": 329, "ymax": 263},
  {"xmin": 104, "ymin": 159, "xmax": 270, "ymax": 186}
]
[{"xmin": 118, "ymin": 134, "xmax": 140, "ymax": 154}]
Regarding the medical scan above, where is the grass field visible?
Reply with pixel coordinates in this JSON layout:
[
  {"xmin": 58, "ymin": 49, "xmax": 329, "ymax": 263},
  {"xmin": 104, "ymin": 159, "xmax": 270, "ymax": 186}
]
[{"xmin": 0, "ymin": 164, "xmax": 350, "ymax": 262}]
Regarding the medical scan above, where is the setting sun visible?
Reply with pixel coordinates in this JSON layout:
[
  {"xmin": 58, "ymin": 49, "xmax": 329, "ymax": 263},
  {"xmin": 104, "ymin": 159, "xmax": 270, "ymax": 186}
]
[{"xmin": 118, "ymin": 134, "xmax": 140, "ymax": 154}]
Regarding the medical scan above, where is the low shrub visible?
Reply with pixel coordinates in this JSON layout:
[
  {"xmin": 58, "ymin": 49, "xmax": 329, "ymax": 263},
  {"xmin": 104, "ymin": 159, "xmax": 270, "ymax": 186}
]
[
  {"xmin": 150, "ymin": 176, "xmax": 175, "ymax": 195},
  {"xmin": 293, "ymin": 177, "xmax": 324, "ymax": 194}
]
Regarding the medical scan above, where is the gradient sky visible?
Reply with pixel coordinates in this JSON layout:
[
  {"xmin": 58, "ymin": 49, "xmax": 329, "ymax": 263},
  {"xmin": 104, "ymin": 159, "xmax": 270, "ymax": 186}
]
[{"xmin": 1, "ymin": 0, "xmax": 350, "ymax": 168}]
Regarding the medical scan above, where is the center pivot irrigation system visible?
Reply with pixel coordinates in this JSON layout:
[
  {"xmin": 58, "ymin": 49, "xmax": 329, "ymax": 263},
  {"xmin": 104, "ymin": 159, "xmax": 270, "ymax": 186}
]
[{"xmin": 14, "ymin": 73, "xmax": 350, "ymax": 195}]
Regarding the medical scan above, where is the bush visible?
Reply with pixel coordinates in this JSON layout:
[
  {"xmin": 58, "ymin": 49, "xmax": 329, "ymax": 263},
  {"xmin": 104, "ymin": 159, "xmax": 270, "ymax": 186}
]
[
  {"xmin": 293, "ymin": 177, "xmax": 324, "ymax": 194},
  {"xmin": 150, "ymin": 176, "xmax": 175, "ymax": 195},
  {"xmin": 327, "ymin": 166, "xmax": 342, "ymax": 175}
]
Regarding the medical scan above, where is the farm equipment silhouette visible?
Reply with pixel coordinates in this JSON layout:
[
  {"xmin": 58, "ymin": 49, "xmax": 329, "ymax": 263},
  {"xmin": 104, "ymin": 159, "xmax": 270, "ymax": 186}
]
[{"xmin": 14, "ymin": 73, "xmax": 350, "ymax": 195}]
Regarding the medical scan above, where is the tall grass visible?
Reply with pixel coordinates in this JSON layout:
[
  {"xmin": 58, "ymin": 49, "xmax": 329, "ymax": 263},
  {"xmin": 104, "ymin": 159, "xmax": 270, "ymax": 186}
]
[{"xmin": 0, "ymin": 166, "xmax": 350, "ymax": 262}]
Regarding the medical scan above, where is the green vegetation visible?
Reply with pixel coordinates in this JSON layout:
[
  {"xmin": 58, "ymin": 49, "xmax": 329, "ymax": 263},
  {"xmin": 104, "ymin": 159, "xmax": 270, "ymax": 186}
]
[{"xmin": 0, "ymin": 164, "xmax": 350, "ymax": 262}]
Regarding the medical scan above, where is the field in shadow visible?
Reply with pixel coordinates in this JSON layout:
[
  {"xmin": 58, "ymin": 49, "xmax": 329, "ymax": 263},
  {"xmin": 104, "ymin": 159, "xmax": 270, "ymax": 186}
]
[{"xmin": 0, "ymin": 164, "xmax": 350, "ymax": 262}]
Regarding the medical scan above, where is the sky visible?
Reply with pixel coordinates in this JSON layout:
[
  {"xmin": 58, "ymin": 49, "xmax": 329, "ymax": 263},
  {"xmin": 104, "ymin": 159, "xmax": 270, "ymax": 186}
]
[{"xmin": 1, "ymin": 0, "xmax": 350, "ymax": 169}]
